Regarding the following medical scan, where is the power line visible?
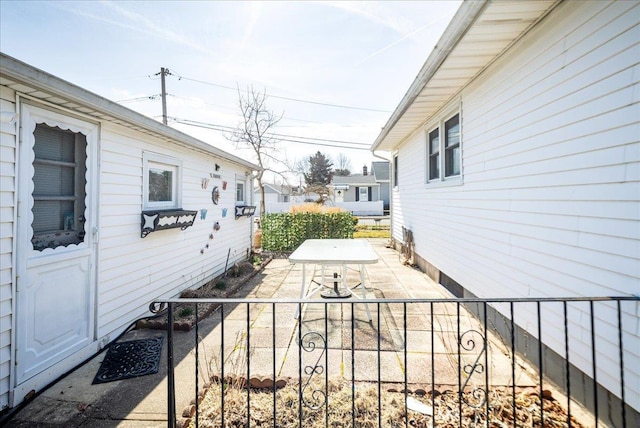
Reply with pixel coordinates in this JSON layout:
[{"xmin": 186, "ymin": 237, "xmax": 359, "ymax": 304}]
[
  {"xmin": 116, "ymin": 94, "xmax": 162, "ymax": 103},
  {"xmin": 171, "ymin": 118, "xmax": 372, "ymax": 151},
  {"xmin": 174, "ymin": 118, "xmax": 370, "ymax": 146},
  {"xmin": 170, "ymin": 94, "xmax": 325, "ymax": 124},
  {"xmin": 168, "ymin": 70, "xmax": 391, "ymax": 113}
]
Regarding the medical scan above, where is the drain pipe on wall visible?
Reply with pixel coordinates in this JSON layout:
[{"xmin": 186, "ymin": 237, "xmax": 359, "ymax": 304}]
[{"xmin": 372, "ymin": 151, "xmax": 394, "ymax": 246}]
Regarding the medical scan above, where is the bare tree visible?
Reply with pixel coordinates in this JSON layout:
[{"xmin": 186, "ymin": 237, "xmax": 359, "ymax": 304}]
[
  {"xmin": 227, "ymin": 86, "xmax": 286, "ymax": 217},
  {"xmin": 334, "ymin": 153, "xmax": 352, "ymax": 176}
]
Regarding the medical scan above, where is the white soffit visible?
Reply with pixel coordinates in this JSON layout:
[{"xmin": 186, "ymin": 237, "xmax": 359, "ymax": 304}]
[{"xmin": 372, "ymin": 0, "xmax": 560, "ymax": 152}]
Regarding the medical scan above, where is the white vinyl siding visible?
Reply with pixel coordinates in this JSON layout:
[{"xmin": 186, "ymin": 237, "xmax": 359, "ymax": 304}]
[
  {"xmin": 97, "ymin": 124, "xmax": 253, "ymax": 338},
  {"xmin": 0, "ymin": 86, "xmax": 17, "ymax": 410},
  {"xmin": 392, "ymin": 0, "xmax": 639, "ymax": 410}
]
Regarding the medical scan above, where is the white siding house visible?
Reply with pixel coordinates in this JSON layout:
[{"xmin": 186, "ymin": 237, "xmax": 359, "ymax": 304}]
[
  {"xmin": 0, "ymin": 53, "xmax": 258, "ymax": 410},
  {"xmin": 372, "ymin": 0, "xmax": 639, "ymax": 422}
]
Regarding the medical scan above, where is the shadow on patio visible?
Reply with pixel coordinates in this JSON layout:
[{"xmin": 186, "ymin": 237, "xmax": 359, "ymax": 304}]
[{"xmin": 5, "ymin": 239, "xmax": 629, "ymax": 427}]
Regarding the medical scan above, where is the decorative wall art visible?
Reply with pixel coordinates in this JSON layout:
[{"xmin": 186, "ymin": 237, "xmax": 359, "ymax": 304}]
[
  {"xmin": 200, "ymin": 220, "xmax": 221, "ymax": 254},
  {"xmin": 235, "ymin": 205, "xmax": 256, "ymax": 219},
  {"xmin": 141, "ymin": 209, "xmax": 197, "ymax": 238},
  {"xmin": 211, "ymin": 186, "xmax": 220, "ymax": 205}
]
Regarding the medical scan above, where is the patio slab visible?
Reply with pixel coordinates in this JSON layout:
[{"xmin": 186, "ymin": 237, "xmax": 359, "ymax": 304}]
[{"xmin": 3, "ymin": 238, "xmax": 540, "ymax": 427}]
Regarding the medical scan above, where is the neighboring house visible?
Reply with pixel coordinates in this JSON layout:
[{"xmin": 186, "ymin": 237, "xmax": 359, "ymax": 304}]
[
  {"xmin": 253, "ymin": 182, "xmax": 299, "ymax": 213},
  {"xmin": 371, "ymin": 0, "xmax": 639, "ymax": 422},
  {"xmin": 256, "ymin": 183, "xmax": 294, "ymax": 204},
  {"xmin": 0, "ymin": 53, "xmax": 259, "ymax": 410},
  {"xmin": 331, "ymin": 165, "xmax": 385, "ymax": 215}
]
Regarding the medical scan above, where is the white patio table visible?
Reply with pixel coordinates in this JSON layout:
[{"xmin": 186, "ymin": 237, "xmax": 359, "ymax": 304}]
[{"xmin": 288, "ymin": 239, "xmax": 377, "ymax": 321}]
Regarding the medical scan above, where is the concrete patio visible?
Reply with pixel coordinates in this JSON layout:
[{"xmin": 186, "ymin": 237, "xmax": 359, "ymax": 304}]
[{"xmin": 4, "ymin": 238, "xmax": 538, "ymax": 427}]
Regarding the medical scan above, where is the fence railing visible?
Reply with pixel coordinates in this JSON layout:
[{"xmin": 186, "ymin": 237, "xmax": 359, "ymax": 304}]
[{"xmin": 150, "ymin": 296, "xmax": 639, "ymax": 428}]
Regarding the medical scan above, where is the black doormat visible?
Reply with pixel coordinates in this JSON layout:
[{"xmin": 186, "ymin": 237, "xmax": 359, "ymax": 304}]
[{"xmin": 93, "ymin": 337, "xmax": 164, "ymax": 384}]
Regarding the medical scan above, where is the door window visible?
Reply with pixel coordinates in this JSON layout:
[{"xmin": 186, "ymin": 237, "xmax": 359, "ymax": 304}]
[{"xmin": 31, "ymin": 124, "xmax": 87, "ymax": 251}]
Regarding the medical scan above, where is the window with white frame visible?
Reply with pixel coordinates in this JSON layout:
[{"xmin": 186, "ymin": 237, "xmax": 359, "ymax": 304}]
[
  {"xmin": 427, "ymin": 111, "xmax": 461, "ymax": 182},
  {"xmin": 236, "ymin": 177, "xmax": 246, "ymax": 203},
  {"xmin": 143, "ymin": 153, "xmax": 182, "ymax": 209}
]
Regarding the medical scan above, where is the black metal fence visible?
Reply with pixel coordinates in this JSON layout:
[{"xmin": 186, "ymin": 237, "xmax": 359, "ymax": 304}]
[{"xmin": 151, "ymin": 296, "xmax": 639, "ymax": 428}]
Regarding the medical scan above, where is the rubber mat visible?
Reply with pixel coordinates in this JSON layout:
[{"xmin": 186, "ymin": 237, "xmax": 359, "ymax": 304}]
[{"xmin": 93, "ymin": 337, "xmax": 164, "ymax": 384}]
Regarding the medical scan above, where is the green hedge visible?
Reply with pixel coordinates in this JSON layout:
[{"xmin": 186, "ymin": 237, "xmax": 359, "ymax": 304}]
[{"xmin": 261, "ymin": 212, "xmax": 356, "ymax": 252}]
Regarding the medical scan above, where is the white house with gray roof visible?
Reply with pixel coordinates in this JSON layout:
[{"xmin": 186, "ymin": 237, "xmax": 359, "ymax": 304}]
[{"xmin": 331, "ymin": 163, "xmax": 389, "ymax": 215}]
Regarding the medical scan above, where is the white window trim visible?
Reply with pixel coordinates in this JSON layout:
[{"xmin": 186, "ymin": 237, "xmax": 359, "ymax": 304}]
[
  {"xmin": 425, "ymin": 105, "xmax": 462, "ymax": 187},
  {"xmin": 143, "ymin": 152, "xmax": 182, "ymax": 209},
  {"xmin": 359, "ymin": 186, "xmax": 369, "ymax": 201}
]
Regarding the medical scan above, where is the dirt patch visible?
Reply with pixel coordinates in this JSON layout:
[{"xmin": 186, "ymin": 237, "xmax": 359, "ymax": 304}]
[
  {"xmin": 181, "ymin": 379, "xmax": 586, "ymax": 428},
  {"xmin": 137, "ymin": 256, "xmax": 272, "ymax": 331}
]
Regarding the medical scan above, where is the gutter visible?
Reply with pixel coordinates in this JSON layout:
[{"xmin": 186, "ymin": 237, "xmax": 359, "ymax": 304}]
[
  {"xmin": 0, "ymin": 53, "xmax": 259, "ymax": 171},
  {"xmin": 371, "ymin": 0, "xmax": 487, "ymax": 152}
]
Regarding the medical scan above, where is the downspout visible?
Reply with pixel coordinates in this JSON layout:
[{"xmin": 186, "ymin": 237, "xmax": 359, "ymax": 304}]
[{"xmin": 371, "ymin": 151, "xmax": 394, "ymax": 245}]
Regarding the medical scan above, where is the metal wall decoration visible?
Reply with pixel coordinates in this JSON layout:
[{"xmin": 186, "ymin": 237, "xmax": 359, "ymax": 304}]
[
  {"xmin": 200, "ymin": 220, "xmax": 221, "ymax": 254},
  {"xmin": 211, "ymin": 186, "xmax": 220, "ymax": 205},
  {"xmin": 235, "ymin": 205, "xmax": 256, "ymax": 219},
  {"xmin": 141, "ymin": 209, "xmax": 197, "ymax": 238}
]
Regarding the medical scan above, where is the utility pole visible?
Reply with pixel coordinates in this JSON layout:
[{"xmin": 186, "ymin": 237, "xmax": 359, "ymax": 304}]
[{"xmin": 158, "ymin": 67, "xmax": 169, "ymax": 125}]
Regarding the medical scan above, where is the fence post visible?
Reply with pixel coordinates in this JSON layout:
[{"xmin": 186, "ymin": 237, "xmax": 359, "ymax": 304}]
[{"xmin": 167, "ymin": 303, "xmax": 176, "ymax": 428}]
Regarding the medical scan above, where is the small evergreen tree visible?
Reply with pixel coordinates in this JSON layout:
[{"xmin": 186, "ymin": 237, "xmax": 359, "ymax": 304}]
[{"xmin": 303, "ymin": 151, "xmax": 334, "ymax": 186}]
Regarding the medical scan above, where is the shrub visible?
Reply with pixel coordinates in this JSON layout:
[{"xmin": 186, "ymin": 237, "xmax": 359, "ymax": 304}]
[
  {"xmin": 262, "ymin": 212, "xmax": 355, "ymax": 252},
  {"xmin": 177, "ymin": 306, "xmax": 194, "ymax": 318}
]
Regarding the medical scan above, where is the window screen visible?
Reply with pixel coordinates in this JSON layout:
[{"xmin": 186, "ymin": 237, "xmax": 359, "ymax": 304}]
[{"xmin": 31, "ymin": 124, "xmax": 87, "ymax": 251}]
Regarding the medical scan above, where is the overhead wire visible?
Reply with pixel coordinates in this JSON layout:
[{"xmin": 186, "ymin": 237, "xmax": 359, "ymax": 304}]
[
  {"xmin": 116, "ymin": 94, "xmax": 163, "ymax": 103},
  {"xmin": 171, "ymin": 118, "xmax": 372, "ymax": 151},
  {"xmin": 167, "ymin": 69, "xmax": 391, "ymax": 113},
  {"xmin": 115, "ymin": 68, "xmax": 381, "ymax": 149}
]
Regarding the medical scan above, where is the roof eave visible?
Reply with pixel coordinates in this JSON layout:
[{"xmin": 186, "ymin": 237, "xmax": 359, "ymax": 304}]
[{"xmin": 371, "ymin": 0, "xmax": 487, "ymax": 153}]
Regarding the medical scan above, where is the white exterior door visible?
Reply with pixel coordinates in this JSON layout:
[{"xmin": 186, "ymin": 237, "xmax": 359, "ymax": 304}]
[{"xmin": 15, "ymin": 105, "xmax": 98, "ymax": 394}]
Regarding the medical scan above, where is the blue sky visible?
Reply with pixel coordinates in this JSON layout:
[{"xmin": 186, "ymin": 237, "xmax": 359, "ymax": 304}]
[{"xmin": 0, "ymin": 1, "xmax": 461, "ymax": 181}]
